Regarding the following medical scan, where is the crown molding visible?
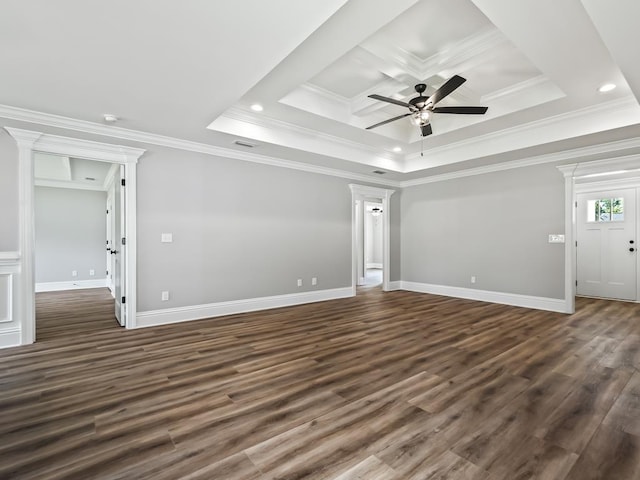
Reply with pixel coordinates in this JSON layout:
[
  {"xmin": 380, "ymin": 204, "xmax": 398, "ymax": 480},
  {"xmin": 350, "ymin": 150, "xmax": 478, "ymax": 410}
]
[
  {"xmin": 401, "ymin": 138, "xmax": 640, "ymax": 187},
  {"xmin": 2, "ymin": 103, "xmax": 638, "ymax": 191},
  {"xmin": 403, "ymin": 95, "xmax": 640, "ymax": 169},
  {"xmin": 361, "ymin": 27, "xmax": 506, "ymax": 83},
  {"xmin": 0, "ymin": 104, "xmax": 399, "ymax": 187},
  {"xmin": 482, "ymin": 75, "xmax": 550, "ymax": 103},
  {"xmin": 222, "ymin": 106, "xmax": 397, "ymax": 162}
]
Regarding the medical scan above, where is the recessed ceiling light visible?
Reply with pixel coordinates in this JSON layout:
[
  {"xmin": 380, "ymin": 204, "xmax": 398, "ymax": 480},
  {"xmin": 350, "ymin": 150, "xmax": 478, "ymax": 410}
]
[
  {"xmin": 250, "ymin": 104, "xmax": 264, "ymax": 112},
  {"xmin": 598, "ymin": 83, "xmax": 616, "ymax": 93},
  {"xmin": 103, "ymin": 114, "xmax": 118, "ymax": 123},
  {"xmin": 392, "ymin": 146, "xmax": 402, "ymax": 153}
]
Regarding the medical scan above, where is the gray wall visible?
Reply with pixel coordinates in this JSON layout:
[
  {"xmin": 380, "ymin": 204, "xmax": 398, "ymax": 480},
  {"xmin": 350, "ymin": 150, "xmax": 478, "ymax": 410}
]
[
  {"xmin": 401, "ymin": 164, "xmax": 565, "ymax": 299},
  {"xmin": 35, "ymin": 187, "xmax": 107, "ymax": 283},
  {"xmin": 0, "ymin": 130, "xmax": 19, "ymax": 251},
  {"xmin": 136, "ymin": 148, "xmax": 357, "ymax": 311}
]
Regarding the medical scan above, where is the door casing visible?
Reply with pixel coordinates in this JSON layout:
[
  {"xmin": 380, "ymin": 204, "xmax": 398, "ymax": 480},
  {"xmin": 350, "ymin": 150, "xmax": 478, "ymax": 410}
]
[{"xmin": 5, "ymin": 127, "xmax": 145, "ymax": 344}]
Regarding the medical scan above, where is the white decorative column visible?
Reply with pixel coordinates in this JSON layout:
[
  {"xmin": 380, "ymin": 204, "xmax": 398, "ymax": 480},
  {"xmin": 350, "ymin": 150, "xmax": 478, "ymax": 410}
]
[{"xmin": 557, "ymin": 164, "xmax": 577, "ymax": 314}]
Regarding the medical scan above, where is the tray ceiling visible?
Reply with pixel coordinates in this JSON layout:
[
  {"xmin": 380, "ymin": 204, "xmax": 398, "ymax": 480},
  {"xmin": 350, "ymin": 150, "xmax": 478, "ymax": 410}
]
[{"xmin": 2, "ymin": 0, "xmax": 640, "ymax": 183}]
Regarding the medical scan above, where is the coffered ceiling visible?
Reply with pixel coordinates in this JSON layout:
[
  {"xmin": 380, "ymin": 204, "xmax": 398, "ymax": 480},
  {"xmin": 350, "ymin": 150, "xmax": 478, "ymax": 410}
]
[{"xmin": 2, "ymin": 0, "xmax": 640, "ymax": 184}]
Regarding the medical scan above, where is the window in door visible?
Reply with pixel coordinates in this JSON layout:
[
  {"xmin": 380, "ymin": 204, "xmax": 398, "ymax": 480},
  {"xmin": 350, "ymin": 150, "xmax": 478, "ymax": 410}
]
[{"xmin": 586, "ymin": 197, "xmax": 624, "ymax": 222}]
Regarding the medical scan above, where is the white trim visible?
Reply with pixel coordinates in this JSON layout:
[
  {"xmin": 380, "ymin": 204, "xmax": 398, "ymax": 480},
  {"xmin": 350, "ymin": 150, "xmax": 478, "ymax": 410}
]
[
  {"xmin": 558, "ymin": 158, "xmax": 640, "ymax": 312},
  {"xmin": 0, "ymin": 252, "xmax": 20, "ymax": 263},
  {"xmin": 34, "ymin": 178, "xmax": 107, "ymax": 192},
  {"xmin": 349, "ymin": 185, "xmax": 395, "ymax": 294},
  {"xmin": 35, "ymin": 279, "xmax": 108, "ymax": 292},
  {"xmin": 0, "ymin": 104, "xmax": 399, "ymax": 187},
  {"xmin": 399, "ymin": 281, "xmax": 568, "ymax": 313},
  {"xmin": 402, "ymin": 139, "xmax": 640, "ymax": 188},
  {"xmin": 136, "ymin": 287, "xmax": 353, "ymax": 328},
  {"xmin": 2, "ymin": 103, "xmax": 639, "ymax": 190},
  {"xmin": 402, "ymin": 95, "xmax": 639, "ymax": 168},
  {"xmin": 387, "ymin": 281, "xmax": 402, "ymax": 291},
  {"xmin": 4, "ymin": 127, "xmax": 144, "ymax": 344},
  {"xmin": 575, "ymin": 175, "xmax": 640, "ymax": 193},
  {"xmin": 0, "ymin": 328, "xmax": 21, "ymax": 349},
  {"xmin": 366, "ymin": 263, "xmax": 383, "ymax": 269}
]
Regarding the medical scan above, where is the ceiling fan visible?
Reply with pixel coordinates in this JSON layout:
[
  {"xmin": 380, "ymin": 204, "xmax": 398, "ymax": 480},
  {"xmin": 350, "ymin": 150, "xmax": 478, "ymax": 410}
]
[{"xmin": 366, "ymin": 75, "xmax": 488, "ymax": 137}]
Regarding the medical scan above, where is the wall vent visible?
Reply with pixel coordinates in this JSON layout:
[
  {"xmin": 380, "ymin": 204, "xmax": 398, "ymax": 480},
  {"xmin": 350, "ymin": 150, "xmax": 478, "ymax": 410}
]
[
  {"xmin": 234, "ymin": 140, "xmax": 257, "ymax": 148},
  {"xmin": 372, "ymin": 170, "xmax": 386, "ymax": 175}
]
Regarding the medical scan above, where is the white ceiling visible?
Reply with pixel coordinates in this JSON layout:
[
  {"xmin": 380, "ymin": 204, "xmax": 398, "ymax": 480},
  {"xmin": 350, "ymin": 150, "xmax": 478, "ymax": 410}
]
[{"xmin": 2, "ymin": 0, "xmax": 640, "ymax": 184}]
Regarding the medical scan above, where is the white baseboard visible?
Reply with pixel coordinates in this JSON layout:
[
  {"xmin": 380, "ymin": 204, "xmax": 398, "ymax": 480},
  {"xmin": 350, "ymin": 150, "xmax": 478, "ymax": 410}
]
[
  {"xmin": 0, "ymin": 327, "xmax": 21, "ymax": 348},
  {"xmin": 366, "ymin": 263, "xmax": 383, "ymax": 269},
  {"xmin": 35, "ymin": 278, "xmax": 108, "ymax": 292},
  {"xmin": 399, "ymin": 281, "xmax": 568, "ymax": 313},
  {"xmin": 136, "ymin": 287, "xmax": 354, "ymax": 328},
  {"xmin": 387, "ymin": 281, "xmax": 402, "ymax": 291}
]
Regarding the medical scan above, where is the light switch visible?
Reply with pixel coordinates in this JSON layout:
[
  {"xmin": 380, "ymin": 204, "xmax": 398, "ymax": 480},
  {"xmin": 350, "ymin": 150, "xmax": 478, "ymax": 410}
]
[
  {"xmin": 161, "ymin": 233, "xmax": 173, "ymax": 243},
  {"xmin": 548, "ymin": 234, "xmax": 565, "ymax": 244}
]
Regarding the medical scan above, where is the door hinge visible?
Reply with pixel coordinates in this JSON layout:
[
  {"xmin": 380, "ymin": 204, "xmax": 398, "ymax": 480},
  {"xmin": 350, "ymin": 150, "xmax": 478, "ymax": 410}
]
[
  {"xmin": 106, "ymin": 209, "xmax": 109, "ymax": 214},
  {"xmin": 122, "ymin": 237, "xmax": 126, "ymax": 245},
  {"xmin": 122, "ymin": 296, "xmax": 126, "ymax": 304},
  {"xmin": 121, "ymin": 178, "xmax": 126, "ymax": 187},
  {"xmin": 575, "ymin": 201, "xmax": 577, "ymax": 208},
  {"xmin": 575, "ymin": 241, "xmax": 578, "ymax": 247},
  {"xmin": 106, "ymin": 270, "xmax": 109, "ymax": 276},
  {"xmin": 576, "ymin": 280, "xmax": 578, "ymax": 286}
]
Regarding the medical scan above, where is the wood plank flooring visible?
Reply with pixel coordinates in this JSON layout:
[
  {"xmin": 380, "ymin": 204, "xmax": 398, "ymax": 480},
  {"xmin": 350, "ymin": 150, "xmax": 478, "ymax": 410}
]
[{"xmin": 0, "ymin": 288, "xmax": 639, "ymax": 479}]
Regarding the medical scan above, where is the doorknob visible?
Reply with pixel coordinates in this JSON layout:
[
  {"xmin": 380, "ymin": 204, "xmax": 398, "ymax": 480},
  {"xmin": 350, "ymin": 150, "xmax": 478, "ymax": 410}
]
[
  {"xmin": 111, "ymin": 250, "xmax": 118, "ymax": 255},
  {"xmin": 630, "ymin": 240, "xmax": 635, "ymax": 244},
  {"xmin": 630, "ymin": 248, "xmax": 636, "ymax": 252}
]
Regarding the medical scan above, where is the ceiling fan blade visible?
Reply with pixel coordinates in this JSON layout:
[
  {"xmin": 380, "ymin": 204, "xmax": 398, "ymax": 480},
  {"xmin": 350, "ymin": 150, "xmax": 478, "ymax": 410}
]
[
  {"xmin": 432, "ymin": 106, "xmax": 488, "ymax": 114},
  {"xmin": 420, "ymin": 123, "xmax": 433, "ymax": 137},
  {"xmin": 428, "ymin": 75, "xmax": 466, "ymax": 106},
  {"xmin": 368, "ymin": 94, "xmax": 412, "ymax": 109},
  {"xmin": 366, "ymin": 113, "xmax": 411, "ymax": 130}
]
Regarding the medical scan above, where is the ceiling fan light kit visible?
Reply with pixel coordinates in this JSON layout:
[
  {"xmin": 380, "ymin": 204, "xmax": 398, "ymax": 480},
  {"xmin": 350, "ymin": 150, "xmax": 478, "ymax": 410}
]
[{"xmin": 366, "ymin": 75, "xmax": 488, "ymax": 137}]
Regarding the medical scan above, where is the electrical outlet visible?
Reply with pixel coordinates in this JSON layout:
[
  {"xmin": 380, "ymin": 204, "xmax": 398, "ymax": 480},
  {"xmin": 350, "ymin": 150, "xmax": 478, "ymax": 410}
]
[
  {"xmin": 312, "ymin": 277, "xmax": 317, "ymax": 286},
  {"xmin": 161, "ymin": 291, "xmax": 169, "ymax": 301},
  {"xmin": 471, "ymin": 276, "xmax": 476, "ymax": 284},
  {"xmin": 297, "ymin": 279, "xmax": 303, "ymax": 287},
  {"xmin": 89, "ymin": 269, "xmax": 95, "ymax": 276},
  {"xmin": 71, "ymin": 270, "xmax": 77, "ymax": 277},
  {"xmin": 161, "ymin": 233, "xmax": 173, "ymax": 243}
]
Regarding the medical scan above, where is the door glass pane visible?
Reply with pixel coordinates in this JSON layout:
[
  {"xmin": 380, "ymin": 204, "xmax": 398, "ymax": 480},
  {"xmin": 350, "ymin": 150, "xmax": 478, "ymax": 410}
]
[
  {"xmin": 612, "ymin": 197, "xmax": 624, "ymax": 221},
  {"xmin": 598, "ymin": 199, "xmax": 611, "ymax": 221},
  {"xmin": 586, "ymin": 197, "xmax": 624, "ymax": 222}
]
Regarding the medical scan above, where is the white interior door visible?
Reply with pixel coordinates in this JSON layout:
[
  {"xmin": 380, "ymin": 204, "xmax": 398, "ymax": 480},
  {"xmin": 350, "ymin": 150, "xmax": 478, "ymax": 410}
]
[
  {"xmin": 113, "ymin": 165, "xmax": 126, "ymax": 326},
  {"xmin": 106, "ymin": 192, "xmax": 114, "ymax": 294},
  {"xmin": 577, "ymin": 188, "xmax": 637, "ymax": 300}
]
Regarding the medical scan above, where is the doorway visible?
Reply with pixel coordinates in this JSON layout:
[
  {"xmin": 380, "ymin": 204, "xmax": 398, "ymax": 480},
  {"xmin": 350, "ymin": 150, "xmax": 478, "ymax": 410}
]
[
  {"xmin": 33, "ymin": 157, "xmax": 125, "ymax": 333},
  {"xmin": 363, "ymin": 201, "xmax": 384, "ymax": 287},
  {"xmin": 349, "ymin": 184, "xmax": 395, "ymax": 294},
  {"xmin": 5, "ymin": 127, "xmax": 144, "ymax": 345},
  {"xmin": 576, "ymin": 187, "xmax": 638, "ymax": 301}
]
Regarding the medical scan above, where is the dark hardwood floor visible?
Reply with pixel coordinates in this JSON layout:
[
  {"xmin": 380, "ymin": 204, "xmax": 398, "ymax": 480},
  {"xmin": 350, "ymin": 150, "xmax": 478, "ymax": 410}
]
[{"xmin": 1, "ymin": 287, "xmax": 639, "ymax": 479}]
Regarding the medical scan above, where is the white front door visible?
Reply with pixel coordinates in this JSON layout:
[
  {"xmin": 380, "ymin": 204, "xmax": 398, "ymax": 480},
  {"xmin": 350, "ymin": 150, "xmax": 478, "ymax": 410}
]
[{"xmin": 577, "ymin": 188, "xmax": 637, "ymax": 300}]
